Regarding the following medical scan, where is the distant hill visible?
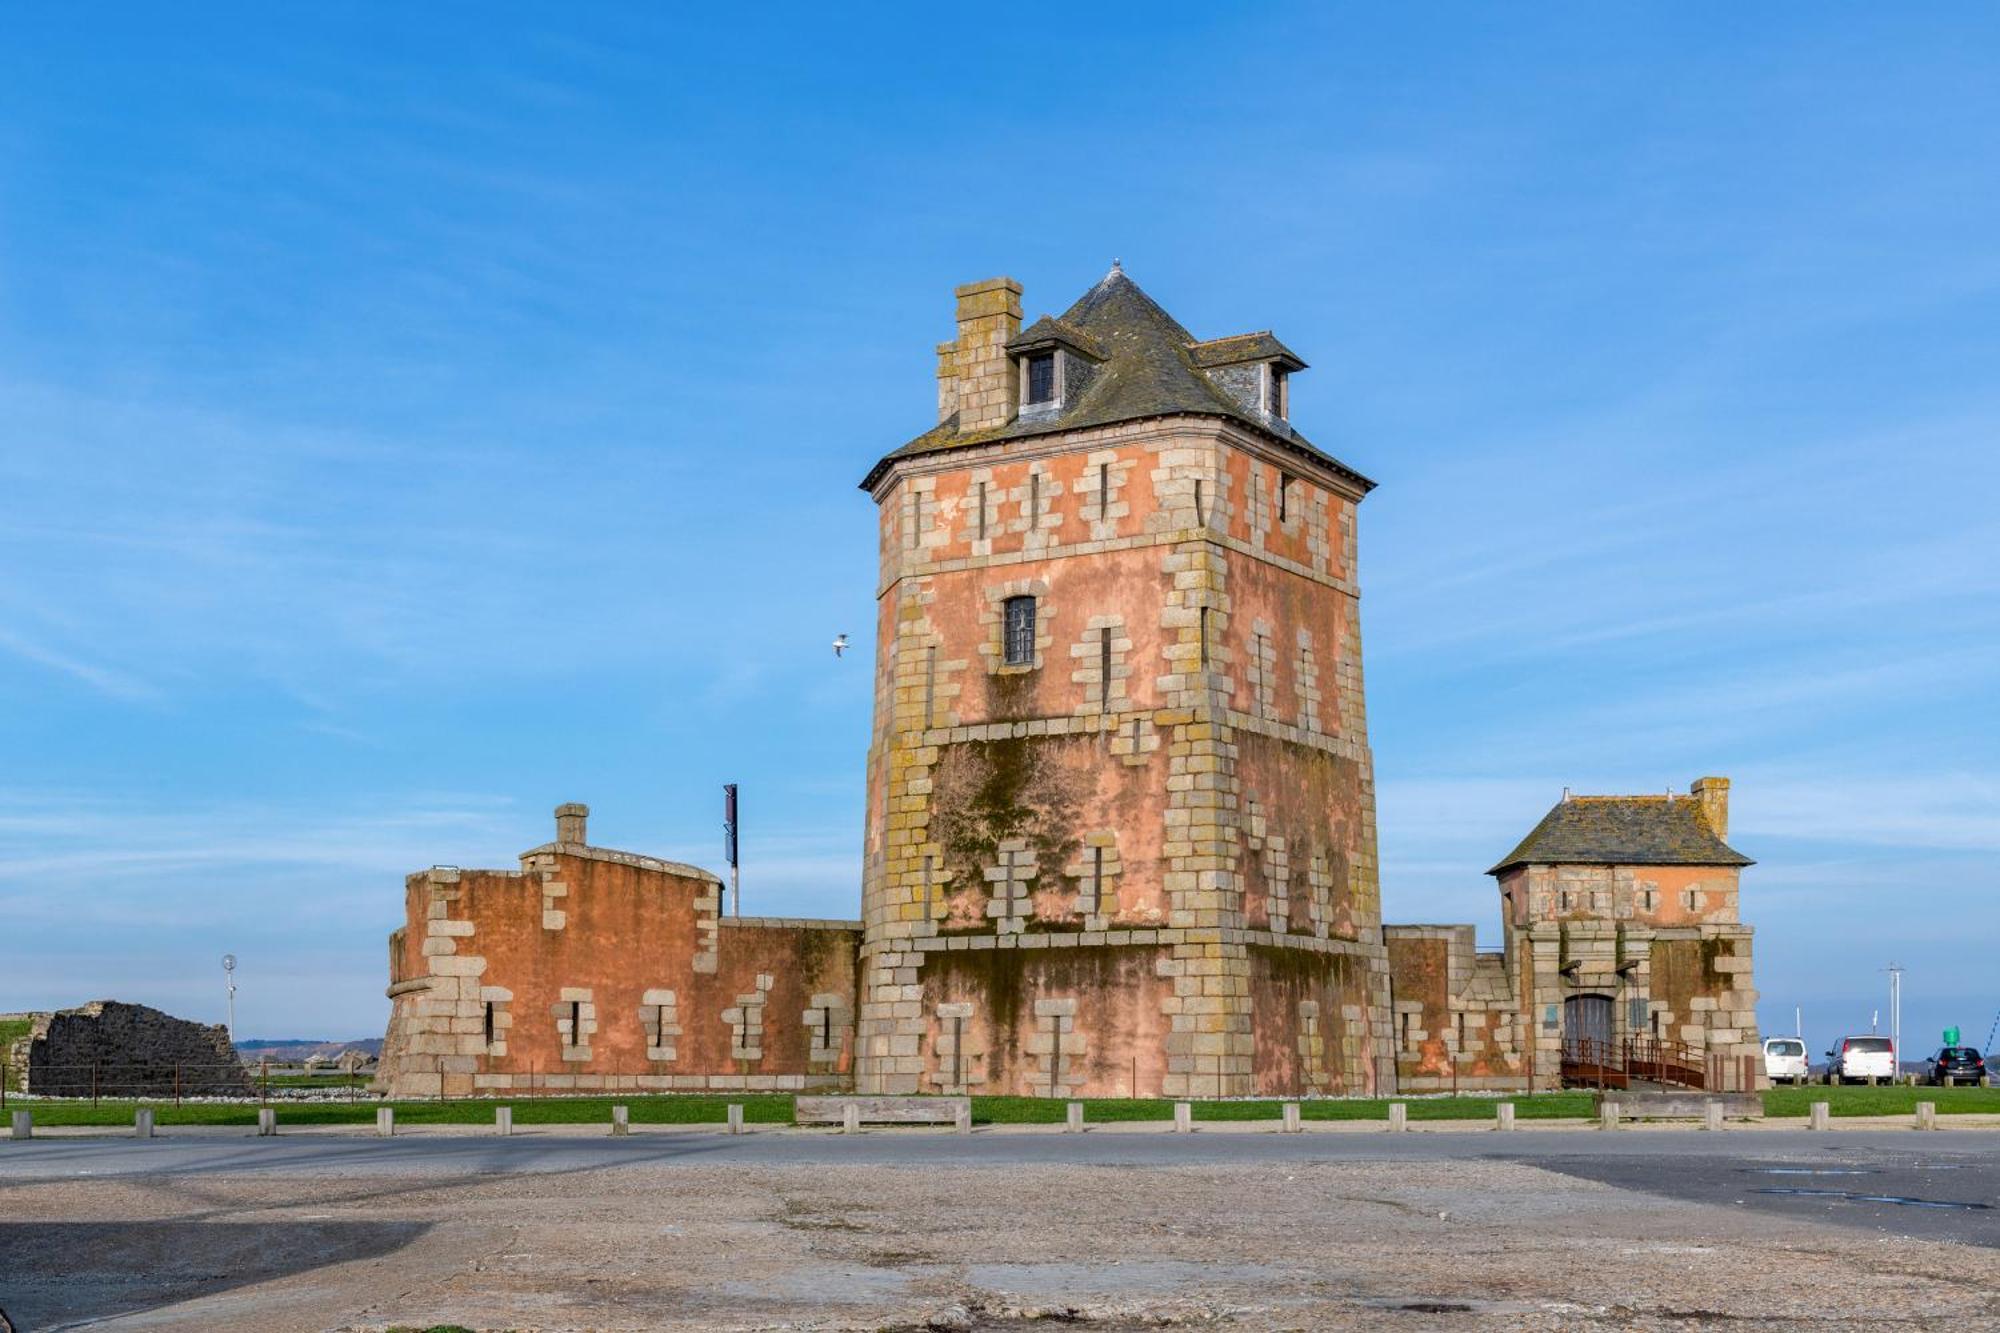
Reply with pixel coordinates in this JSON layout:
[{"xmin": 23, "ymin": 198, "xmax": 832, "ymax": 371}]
[{"xmin": 235, "ymin": 1037, "xmax": 383, "ymax": 1062}]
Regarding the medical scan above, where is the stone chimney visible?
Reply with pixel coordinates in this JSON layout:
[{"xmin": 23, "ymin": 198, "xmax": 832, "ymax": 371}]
[
  {"xmin": 950, "ymin": 276, "xmax": 1022, "ymax": 432},
  {"xmin": 1689, "ymin": 777, "xmax": 1729, "ymax": 838},
  {"xmin": 554, "ymin": 802, "xmax": 589, "ymax": 844}
]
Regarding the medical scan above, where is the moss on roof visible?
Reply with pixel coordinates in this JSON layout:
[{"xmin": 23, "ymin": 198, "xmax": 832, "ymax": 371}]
[
  {"xmin": 860, "ymin": 267, "xmax": 1371, "ymax": 493},
  {"xmin": 1488, "ymin": 796, "xmax": 1754, "ymax": 876},
  {"xmin": 1189, "ymin": 331, "xmax": 1305, "ymax": 370}
]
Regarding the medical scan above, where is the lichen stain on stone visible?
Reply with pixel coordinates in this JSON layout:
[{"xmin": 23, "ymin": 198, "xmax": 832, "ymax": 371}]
[{"xmin": 931, "ymin": 735, "xmax": 1086, "ymax": 924}]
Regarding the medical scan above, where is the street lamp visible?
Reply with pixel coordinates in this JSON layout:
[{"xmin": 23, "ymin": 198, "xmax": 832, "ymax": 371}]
[{"xmin": 222, "ymin": 954, "xmax": 237, "ymax": 1040}]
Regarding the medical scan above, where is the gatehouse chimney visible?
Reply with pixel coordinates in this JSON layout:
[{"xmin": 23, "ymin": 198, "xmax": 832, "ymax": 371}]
[
  {"xmin": 1689, "ymin": 776, "xmax": 1729, "ymax": 838},
  {"xmin": 554, "ymin": 802, "xmax": 589, "ymax": 844}
]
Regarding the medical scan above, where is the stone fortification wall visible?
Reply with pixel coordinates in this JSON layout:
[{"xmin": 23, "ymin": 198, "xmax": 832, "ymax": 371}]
[
  {"xmin": 1384, "ymin": 926, "xmax": 1528, "ymax": 1092},
  {"xmin": 377, "ymin": 805, "xmax": 861, "ymax": 1099},
  {"xmin": 19, "ymin": 1001, "xmax": 250, "ymax": 1097}
]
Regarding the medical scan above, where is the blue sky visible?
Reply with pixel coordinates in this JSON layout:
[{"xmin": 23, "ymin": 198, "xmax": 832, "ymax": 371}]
[{"xmin": 2, "ymin": 6, "xmax": 1994, "ymax": 1057}]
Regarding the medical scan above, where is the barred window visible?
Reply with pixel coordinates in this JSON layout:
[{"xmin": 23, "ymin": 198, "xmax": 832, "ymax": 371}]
[{"xmin": 1003, "ymin": 595, "xmax": 1036, "ymax": 666}]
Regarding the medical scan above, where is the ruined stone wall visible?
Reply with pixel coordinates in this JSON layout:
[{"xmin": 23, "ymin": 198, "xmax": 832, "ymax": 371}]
[
  {"xmin": 378, "ymin": 817, "xmax": 859, "ymax": 1099},
  {"xmin": 858, "ymin": 415, "xmax": 1392, "ymax": 1099},
  {"xmin": 21, "ymin": 1001, "xmax": 250, "ymax": 1097},
  {"xmin": 1, "ymin": 1011, "xmax": 40, "ymax": 1092}
]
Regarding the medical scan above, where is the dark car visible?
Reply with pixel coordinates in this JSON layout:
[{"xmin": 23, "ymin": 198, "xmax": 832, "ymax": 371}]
[{"xmin": 1925, "ymin": 1046, "xmax": 1987, "ymax": 1087}]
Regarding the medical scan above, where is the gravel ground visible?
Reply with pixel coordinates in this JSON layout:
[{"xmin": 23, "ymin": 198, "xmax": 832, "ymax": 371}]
[{"xmin": 2, "ymin": 1146, "xmax": 1996, "ymax": 1330}]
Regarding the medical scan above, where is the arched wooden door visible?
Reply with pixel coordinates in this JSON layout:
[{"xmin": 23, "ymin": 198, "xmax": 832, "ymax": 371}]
[{"xmin": 1563, "ymin": 993, "xmax": 1614, "ymax": 1055}]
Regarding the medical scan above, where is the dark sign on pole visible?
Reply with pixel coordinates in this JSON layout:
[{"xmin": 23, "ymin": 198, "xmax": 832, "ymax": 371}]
[{"xmin": 722, "ymin": 784, "xmax": 739, "ymax": 868}]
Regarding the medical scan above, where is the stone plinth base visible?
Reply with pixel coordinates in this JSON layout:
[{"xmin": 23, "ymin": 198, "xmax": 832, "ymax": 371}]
[{"xmin": 1594, "ymin": 1090, "xmax": 1762, "ymax": 1120}]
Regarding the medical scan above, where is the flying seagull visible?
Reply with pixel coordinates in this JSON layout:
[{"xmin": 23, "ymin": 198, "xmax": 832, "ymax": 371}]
[{"xmin": 832, "ymin": 634, "xmax": 849, "ymax": 658}]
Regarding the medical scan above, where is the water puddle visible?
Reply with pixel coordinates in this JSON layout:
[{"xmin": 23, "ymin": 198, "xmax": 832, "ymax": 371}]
[{"xmin": 1752, "ymin": 1187, "xmax": 1991, "ymax": 1211}]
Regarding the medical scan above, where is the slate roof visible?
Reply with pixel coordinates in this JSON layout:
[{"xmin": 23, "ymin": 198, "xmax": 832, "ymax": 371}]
[
  {"xmin": 1189, "ymin": 331, "xmax": 1305, "ymax": 370},
  {"xmin": 1488, "ymin": 796, "xmax": 1754, "ymax": 876},
  {"xmin": 859, "ymin": 266, "xmax": 1372, "ymax": 492}
]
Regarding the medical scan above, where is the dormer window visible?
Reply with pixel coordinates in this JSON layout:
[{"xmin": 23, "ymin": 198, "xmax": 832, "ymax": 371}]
[
  {"xmin": 1007, "ymin": 317, "xmax": 1103, "ymax": 418},
  {"xmin": 1026, "ymin": 353, "xmax": 1057, "ymax": 406},
  {"xmin": 1186, "ymin": 333, "xmax": 1304, "ymax": 424}
]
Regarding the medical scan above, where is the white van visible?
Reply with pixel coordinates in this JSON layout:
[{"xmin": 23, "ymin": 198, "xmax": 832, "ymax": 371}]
[
  {"xmin": 1763, "ymin": 1036, "xmax": 1809, "ymax": 1085},
  {"xmin": 1825, "ymin": 1035, "xmax": 1896, "ymax": 1084}
]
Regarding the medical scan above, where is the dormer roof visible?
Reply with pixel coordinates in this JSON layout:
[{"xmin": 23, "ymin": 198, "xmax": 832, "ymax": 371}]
[
  {"xmin": 860, "ymin": 266, "xmax": 1371, "ymax": 493},
  {"xmin": 1189, "ymin": 331, "xmax": 1305, "ymax": 372},
  {"xmin": 1006, "ymin": 315, "xmax": 1107, "ymax": 361}
]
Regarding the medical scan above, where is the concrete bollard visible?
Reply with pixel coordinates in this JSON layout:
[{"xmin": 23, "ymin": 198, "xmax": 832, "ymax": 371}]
[
  {"xmin": 727, "ymin": 1103, "xmax": 744, "ymax": 1135},
  {"xmin": 1600, "ymin": 1101, "xmax": 1621, "ymax": 1131},
  {"xmin": 842, "ymin": 1102, "xmax": 860, "ymax": 1134},
  {"xmin": 258, "ymin": 1108, "xmax": 276, "ymax": 1137},
  {"xmin": 610, "ymin": 1105, "xmax": 630, "ymax": 1137},
  {"xmin": 1496, "ymin": 1102, "xmax": 1516, "ymax": 1132},
  {"xmin": 1916, "ymin": 1101, "xmax": 1938, "ymax": 1131},
  {"xmin": 135, "ymin": 1109, "xmax": 154, "ymax": 1139},
  {"xmin": 1810, "ymin": 1101, "xmax": 1830, "ymax": 1130},
  {"xmin": 953, "ymin": 1101, "xmax": 971, "ymax": 1135},
  {"xmin": 1173, "ymin": 1102, "xmax": 1192, "ymax": 1133},
  {"xmin": 1282, "ymin": 1101, "xmax": 1301, "ymax": 1134},
  {"xmin": 1387, "ymin": 1102, "xmax": 1408, "ymax": 1133},
  {"xmin": 376, "ymin": 1107, "xmax": 394, "ymax": 1138},
  {"xmin": 11, "ymin": 1111, "xmax": 29, "ymax": 1140},
  {"xmin": 1704, "ymin": 1100, "xmax": 1723, "ymax": 1132},
  {"xmin": 495, "ymin": 1106, "xmax": 512, "ymax": 1137},
  {"xmin": 1065, "ymin": 1102, "xmax": 1084, "ymax": 1133}
]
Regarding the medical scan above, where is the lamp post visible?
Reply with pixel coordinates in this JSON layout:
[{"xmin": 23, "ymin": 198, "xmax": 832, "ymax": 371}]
[{"xmin": 222, "ymin": 954, "xmax": 237, "ymax": 1040}]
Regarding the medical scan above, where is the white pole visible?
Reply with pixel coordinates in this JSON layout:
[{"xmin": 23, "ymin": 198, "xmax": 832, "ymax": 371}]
[
  {"xmin": 1890, "ymin": 964, "xmax": 1902, "ymax": 1082},
  {"xmin": 1795, "ymin": 1006, "xmax": 1801, "ymax": 1039},
  {"xmin": 223, "ymin": 954, "xmax": 238, "ymax": 1040}
]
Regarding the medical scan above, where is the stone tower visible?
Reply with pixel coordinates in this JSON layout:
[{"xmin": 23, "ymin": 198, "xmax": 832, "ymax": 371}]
[{"xmin": 854, "ymin": 267, "xmax": 1394, "ymax": 1098}]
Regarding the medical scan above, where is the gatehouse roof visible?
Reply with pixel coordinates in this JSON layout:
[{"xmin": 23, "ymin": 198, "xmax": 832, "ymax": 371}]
[{"xmin": 1488, "ymin": 795, "xmax": 1753, "ymax": 876}]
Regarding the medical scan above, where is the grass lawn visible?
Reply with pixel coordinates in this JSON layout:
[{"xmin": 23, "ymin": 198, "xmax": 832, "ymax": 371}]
[
  {"xmin": 10, "ymin": 1090, "xmax": 1597, "ymax": 1129},
  {"xmin": 6, "ymin": 1094, "xmax": 798, "ymax": 1129},
  {"xmin": 259, "ymin": 1073, "xmax": 373, "ymax": 1090},
  {"xmin": 972, "ymin": 1092, "xmax": 1596, "ymax": 1123},
  {"xmin": 1762, "ymin": 1083, "xmax": 2000, "ymax": 1117},
  {"xmin": 7, "ymin": 1084, "xmax": 1992, "ymax": 1130}
]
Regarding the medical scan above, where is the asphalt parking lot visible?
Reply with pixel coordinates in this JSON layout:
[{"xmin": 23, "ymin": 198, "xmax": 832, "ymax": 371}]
[{"xmin": 2, "ymin": 1128, "xmax": 1996, "ymax": 1330}]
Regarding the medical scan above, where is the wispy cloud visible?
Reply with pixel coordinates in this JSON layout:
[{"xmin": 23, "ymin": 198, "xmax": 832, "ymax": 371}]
[{"xmin": 0, "ymin": 625, "xmax": 157, "ymax": 701}]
